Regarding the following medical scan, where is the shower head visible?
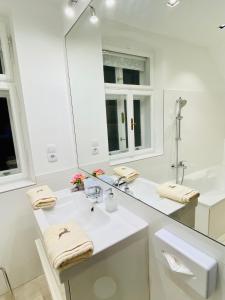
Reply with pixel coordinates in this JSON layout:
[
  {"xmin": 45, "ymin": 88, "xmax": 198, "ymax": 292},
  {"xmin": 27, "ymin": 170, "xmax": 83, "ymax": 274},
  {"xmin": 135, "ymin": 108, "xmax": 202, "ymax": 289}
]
[
  {"xmin": 177, "ymin": 97, "xmax": 187, "ymax": 116},
  {"xmin": 177, "ymin": 97, "xmax": 187, "ymax": 108}
]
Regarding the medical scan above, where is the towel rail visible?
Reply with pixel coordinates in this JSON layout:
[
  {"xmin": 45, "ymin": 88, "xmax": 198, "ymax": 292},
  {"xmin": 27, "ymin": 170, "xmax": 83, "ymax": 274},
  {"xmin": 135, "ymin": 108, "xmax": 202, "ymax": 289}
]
[{"xmin": 0, "ymin": 267, "xmax": 14, "ymax": 299}]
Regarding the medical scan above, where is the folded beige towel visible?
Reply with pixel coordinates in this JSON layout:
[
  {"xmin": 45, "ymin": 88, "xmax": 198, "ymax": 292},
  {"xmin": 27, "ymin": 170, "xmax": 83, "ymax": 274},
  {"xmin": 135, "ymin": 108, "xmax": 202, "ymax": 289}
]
[
  {"xmin": 113, "ymin": 166, "xmax": 139, "ymax": 183},
  {"xmin": 44, "ymin": 222, "xmax": 94, "ymax": 271},
  {"xmin": 157, "ymin": 182, "xmax": 200, "ymax": 204},
  {"xmin": 26, "ymin": 185, "xmax": 57, "ymax": 210}
]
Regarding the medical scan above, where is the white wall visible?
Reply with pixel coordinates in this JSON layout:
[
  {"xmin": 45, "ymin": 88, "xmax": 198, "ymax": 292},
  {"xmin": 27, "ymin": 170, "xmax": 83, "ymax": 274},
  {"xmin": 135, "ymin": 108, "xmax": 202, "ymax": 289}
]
[
  {"xmin": 62, "ymin": 0, "xmax": 91, "ymax": 34},
  {"xmin": 0, "ymin": 0, "xmax": 79, "ymax": 294},
  {"xmin": 11, "ymin": 0, "xmax": 77, "ymax": 176},
  {"xmin": 66, "ymin": 9, "xmax": 109, "ymax": 166}
]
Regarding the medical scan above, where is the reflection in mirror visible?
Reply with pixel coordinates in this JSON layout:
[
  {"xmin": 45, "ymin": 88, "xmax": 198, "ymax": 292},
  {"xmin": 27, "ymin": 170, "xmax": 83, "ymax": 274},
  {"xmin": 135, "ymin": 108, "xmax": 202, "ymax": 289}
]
[
  {"xmin": 0, "ymin": 42, "xmax": 5, "ymax": 74},
  {"xmin": 66, "ymin": 0, "xmax": 225, "ymax": 247},
  {"xmin": 105, "ymin": 93, "xmax": 129, "ymax": 154}
]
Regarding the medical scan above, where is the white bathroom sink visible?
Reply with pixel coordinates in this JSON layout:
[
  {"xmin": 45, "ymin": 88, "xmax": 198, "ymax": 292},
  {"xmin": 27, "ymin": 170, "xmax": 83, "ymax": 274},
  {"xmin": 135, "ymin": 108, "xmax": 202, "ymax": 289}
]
[
  {"xmin": 34, "ymin": 189, "xmax": 148, "ymax": 257},
  {"xmin": 42, "ymin": 193, "xmax": 110, "ymax": 233}
]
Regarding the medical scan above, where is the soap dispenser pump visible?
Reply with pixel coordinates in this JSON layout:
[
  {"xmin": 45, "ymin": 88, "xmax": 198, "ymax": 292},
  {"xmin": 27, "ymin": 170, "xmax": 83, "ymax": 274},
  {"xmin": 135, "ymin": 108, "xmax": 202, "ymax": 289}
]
[{"xmin": 105, "ymin": 188, "xmax": 118, "ymax": 213}]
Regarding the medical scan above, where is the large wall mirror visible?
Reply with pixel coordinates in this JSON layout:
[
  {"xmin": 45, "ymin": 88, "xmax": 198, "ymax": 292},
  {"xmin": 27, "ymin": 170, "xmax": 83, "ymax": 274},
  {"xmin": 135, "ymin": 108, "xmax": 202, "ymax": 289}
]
[{"xmin": 66, "ymin": 0, "xmax": 225, "ymax": 246}]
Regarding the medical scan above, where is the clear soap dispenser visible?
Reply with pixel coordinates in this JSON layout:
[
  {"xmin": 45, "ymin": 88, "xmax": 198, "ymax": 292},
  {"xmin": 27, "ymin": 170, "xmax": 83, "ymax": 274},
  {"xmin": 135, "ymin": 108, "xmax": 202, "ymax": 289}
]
[{"xmin": 105, "ymin": 188, "xmax": 118, "ymax": 213}]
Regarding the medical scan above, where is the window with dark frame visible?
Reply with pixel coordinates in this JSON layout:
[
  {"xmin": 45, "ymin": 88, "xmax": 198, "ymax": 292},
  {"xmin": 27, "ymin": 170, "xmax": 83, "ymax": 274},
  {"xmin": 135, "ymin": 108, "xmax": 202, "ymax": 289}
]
[
  {"xmin": 0, "ymin": 23, "xmax": 24, "ymax": 179},
  {"xmin": 103, "ymin": 51, "xmax": 152, "ymax": 158},
  {"xmin": 0, "ymin": 97, "xmax": 18, "ymax": 172}
]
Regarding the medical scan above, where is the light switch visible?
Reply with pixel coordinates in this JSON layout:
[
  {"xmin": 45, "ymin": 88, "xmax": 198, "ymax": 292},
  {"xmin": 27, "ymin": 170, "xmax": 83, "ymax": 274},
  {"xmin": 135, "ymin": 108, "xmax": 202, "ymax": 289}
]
[
  {"xmin": 92, "ymin": 147, "xmax": 99, "ymax": 155},
  {"xmin": 47, "ymin": 144, "xmax": 57, "ymax": 162},
  {"xmin": 47, "ymin": 144, "xmax": 56, "ymax": 153},
  {"xmin": 92, "ymin": 140, "xmax": 99, "ymax": 147}
]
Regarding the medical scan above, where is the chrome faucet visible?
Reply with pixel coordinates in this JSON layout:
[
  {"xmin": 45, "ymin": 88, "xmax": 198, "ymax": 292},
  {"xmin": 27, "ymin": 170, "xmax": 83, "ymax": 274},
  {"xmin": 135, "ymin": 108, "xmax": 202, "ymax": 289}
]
[
  {"xmin": 124, "ymin": 183, "xmax": 133, "ymax": 195},
  {"xmin": 85, "ymin": 185, "xmax": 103, "ymax": 212},
  {"xmin": 85, "ymin": 185, "xmax": 103, "ymax": 203},
  {"xmin": 114, "ymin": 176, "xmax": 126, "ymax": 187}
]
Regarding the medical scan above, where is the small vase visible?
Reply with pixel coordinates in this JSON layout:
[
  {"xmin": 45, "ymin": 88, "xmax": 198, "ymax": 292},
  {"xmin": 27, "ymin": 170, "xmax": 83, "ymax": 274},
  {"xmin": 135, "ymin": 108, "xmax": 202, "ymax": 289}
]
[
  {"xmin": 77, "ymin": 182, "xmax": 84, "ymax": 191},
  {"xmin": 71, "ymin": 182, "xmax": 84, "ymax": 192}
]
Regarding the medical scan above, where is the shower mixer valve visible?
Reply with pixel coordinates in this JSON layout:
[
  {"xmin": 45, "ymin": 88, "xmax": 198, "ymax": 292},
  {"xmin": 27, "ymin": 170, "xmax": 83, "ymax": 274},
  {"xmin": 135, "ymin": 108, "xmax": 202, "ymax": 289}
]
[
  {"xmin": 171, "ymin": 161, "xmax": 187, "ymax": 169},
  {"xmin": 171, "ymin": 161, "xmax": 188, "ymax": 185}
]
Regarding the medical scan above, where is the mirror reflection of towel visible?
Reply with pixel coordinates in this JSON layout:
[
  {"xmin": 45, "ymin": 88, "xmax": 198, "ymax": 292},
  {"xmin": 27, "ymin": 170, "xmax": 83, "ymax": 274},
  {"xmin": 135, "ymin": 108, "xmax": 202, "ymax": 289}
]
[
  {"xmin": 113, "ymin": 166, "xmax": 139, "ymax": 183},
  {"xmin": 157, "ymin": 182, "xmax": 200, "ymax": 204}
]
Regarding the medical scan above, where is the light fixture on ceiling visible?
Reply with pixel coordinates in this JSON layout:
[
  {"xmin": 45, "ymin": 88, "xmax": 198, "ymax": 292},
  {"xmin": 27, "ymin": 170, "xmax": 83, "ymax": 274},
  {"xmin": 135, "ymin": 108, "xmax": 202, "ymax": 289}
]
[
  {"xmin": 64, "ymin": 0, "xmax": 78, "ymax": 18},
  {"xmin": 105, "ymin": 0, "xmax": 116, "ymax": 8},
  {"xmin": 167, "ymin": 0, "xmax": 180, "ymax": 7},
  {"xmin": 89, "ymin": 5, "xmax": 99, "ymax": 24},
  {"xmin": 219, "ymin": 24, "xmax": 225, "ymax": 30}
]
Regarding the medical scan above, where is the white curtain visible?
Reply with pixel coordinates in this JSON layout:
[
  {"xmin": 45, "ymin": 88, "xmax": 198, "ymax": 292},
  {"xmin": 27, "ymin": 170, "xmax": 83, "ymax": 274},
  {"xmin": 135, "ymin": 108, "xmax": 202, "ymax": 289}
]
[{"xmin": 103, "ymin": 51, "xmax": 146, "ymax": 71}]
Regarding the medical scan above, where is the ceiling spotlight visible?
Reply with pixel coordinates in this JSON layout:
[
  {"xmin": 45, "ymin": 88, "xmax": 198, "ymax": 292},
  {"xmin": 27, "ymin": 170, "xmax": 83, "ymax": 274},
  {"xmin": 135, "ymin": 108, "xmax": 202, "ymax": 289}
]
[
  {"xmin": 105, "ymin": 0, "xmax": 116, "ymax": 8},
  {"xmin": 64, "ymin": 6, "xmax": 75, "ymax": 18},
  {"xmin": 64, "ymin": 0, "xmax": 78, "ymax": 18},
  {"xmin": 89, "ymin": 5, "xmax": 99, "ymax": 24},
  {"xmin": 167, "ymin": 0, "xmax": 180, "ymax": 7},
  {"xmin": 219, "ymin": 24, "xmax": 225, "ymax": 30}
]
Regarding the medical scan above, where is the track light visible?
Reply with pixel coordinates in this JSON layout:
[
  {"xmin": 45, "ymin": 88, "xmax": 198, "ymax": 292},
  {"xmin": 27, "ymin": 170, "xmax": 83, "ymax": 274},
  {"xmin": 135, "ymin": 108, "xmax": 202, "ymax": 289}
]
[
  {"xmin": 219, "ymin": 24, "xmax": 225, "ymax": 30},
  {"xmin": 64, "ymin": 0, "xmax": 78, "ymax": 18},
  {"xmin": 89, "ymin": 5, "xmax": 99, "ymax": 24},
  {"xmin": 167, "ymin": 0, "xmax": 180, "ymax": 7},
  {"xmin": 105, "ymin": 0, "xmax": 116, "ymax": 8}
]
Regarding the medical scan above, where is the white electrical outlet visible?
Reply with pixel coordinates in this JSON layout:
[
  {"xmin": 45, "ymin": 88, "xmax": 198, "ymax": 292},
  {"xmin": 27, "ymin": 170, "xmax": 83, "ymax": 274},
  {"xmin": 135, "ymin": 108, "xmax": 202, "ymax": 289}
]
[
  {"xmin": 92, "ymin": 147, "xmax": 99, "ymax": 155},
  {"xmin": 47, "ymin": 153, "xmax": 58, "ymax": 162}
]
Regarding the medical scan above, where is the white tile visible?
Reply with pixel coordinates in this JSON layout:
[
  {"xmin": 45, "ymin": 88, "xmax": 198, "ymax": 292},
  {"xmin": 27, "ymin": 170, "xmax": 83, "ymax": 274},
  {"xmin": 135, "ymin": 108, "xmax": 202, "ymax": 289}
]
[{"xmin": 0, "ymin": 276, "xmax": 52, "ymax": 300}]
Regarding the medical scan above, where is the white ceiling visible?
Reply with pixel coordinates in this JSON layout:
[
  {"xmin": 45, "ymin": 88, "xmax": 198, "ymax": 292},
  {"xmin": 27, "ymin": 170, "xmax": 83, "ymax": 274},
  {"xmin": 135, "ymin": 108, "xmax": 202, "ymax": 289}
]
[{"xmin": 97, "ymin": 0, "xmax": 225, "ymax": 47}]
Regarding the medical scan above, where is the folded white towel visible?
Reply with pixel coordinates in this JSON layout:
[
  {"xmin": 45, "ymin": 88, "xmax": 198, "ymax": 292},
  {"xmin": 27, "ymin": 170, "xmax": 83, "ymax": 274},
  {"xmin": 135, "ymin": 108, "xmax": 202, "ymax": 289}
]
[
  {"xmin": 44, "ymin": 222, "xmax": 94, "ymax": 271},
  {"xmin": 113, "ymin": 166, "xmax": 139, "ymax": 183},
  {"xmin": 26, "ymin": 185, "xmax": 56, "ymax": 210},
  {"xmin": 157, "ymin": 182, "xmax": 200, "ymax": 204}
]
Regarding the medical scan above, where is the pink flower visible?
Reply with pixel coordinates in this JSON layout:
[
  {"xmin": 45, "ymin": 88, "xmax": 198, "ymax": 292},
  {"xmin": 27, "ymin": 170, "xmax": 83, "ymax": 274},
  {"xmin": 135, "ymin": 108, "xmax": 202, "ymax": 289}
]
[
  {"xmin": 92, "ymin": 169, "xmax": 105, "ymax": 177},
  {"xmin": 70, "ymin": 173, "xmax": 86, "ymax": 185}
]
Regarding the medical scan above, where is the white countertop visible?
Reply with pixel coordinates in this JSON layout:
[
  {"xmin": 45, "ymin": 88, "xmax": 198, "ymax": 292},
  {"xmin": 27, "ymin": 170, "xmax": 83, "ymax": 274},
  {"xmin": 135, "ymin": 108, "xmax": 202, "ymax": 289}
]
[{"xmin": 126, "ymin": 177, "xmax": 186, "ymax": 215}]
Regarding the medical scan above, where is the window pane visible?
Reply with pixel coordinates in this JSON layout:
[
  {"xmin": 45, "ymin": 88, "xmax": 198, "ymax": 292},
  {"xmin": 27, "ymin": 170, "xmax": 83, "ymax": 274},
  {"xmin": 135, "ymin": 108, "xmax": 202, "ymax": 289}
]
[
  {"xmin": 103, "ymin": 51, "xmax": 150, "ymax": 85},
  {"xmin": 0, "ymin": 41, "xmax": 5, "ymax": 74},
  {"xmin": 133, "ymin": 95, "xmax": 151, "ymax": 151},
  {"xmin": 123, "ymin": 68, "xmax": 140, "ymax": 85},
  {"xmin": 0, "ymin": 97, "xmax": 18, "ymax": 174},
  {"xmin": 134, "ymin": 100, "xmax": 141, "ymax": 147},
  {"xmin": 106, "ymin": 94, "xmax": 129, "ymax": 155},
  {"xmin": 104, "ymin": 66, "xmax": 116, "ymax": 83},
  {"xmin": 106, "ymin": 100, "xmax": 119, "ymax": 151}
]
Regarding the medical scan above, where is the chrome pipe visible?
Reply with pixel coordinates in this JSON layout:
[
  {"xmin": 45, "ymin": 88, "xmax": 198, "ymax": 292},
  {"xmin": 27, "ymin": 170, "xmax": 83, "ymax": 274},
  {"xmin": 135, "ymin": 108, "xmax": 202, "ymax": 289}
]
[{"xmin": 174, "ymin": 97, "xmax": 187, "ymax": 184}]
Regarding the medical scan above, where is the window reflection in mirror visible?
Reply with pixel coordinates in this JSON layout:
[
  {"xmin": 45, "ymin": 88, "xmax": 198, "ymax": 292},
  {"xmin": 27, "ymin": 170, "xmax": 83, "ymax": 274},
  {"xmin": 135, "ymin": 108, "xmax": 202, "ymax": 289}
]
[
  {"xmin": 103, "ymin": 51, "xmax": 149, "ymax": 85},
  {"xmin": 0, "ymin": 41, "xmax": 5, "ymax": 75},
  {"xmin": 105, "ymin": 94, "xmax": 128, "ymax": 154},
  {"xmin": 133, "ymin": 95, "xmax": 151, "ymax": 151}
]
